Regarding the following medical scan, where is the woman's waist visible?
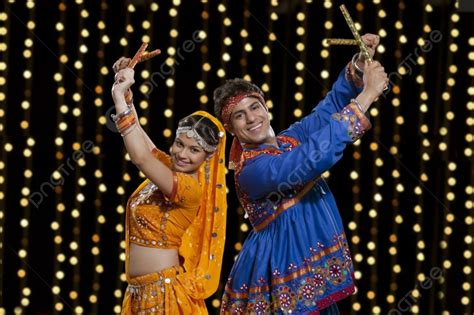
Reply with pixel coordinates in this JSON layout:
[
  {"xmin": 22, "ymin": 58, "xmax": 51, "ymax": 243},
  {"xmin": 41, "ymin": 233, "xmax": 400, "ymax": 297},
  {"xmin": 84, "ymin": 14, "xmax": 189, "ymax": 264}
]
[{"xmin": 128, "ymin": 244, "xmax": 180, "ymax": 278}]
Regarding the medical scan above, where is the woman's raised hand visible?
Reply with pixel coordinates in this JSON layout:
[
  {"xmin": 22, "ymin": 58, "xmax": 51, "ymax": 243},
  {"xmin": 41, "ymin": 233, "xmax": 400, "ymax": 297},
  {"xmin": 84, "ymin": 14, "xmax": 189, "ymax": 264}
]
[{"xmin": 112, "ymin": 68, "xmax": 135, "ymax": 101}]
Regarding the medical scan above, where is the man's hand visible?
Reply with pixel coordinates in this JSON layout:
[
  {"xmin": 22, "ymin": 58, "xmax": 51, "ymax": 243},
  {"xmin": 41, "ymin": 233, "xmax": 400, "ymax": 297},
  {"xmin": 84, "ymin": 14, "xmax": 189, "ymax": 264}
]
[
  {"xmin": 361, "ymin": 33, "xmax": 380, "ymax": 59},
  {"xmin": 354, "ymin": 33, "xmax": 380, "ymax": 72},
  {"xmin": 362, "ymin": 60, "xmax": 388, "ymax": 100}
]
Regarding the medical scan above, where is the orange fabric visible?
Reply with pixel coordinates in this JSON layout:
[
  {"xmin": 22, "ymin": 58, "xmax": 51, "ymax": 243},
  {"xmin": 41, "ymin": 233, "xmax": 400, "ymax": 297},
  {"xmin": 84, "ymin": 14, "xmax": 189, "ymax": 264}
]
[
  {"xmin": 128, "ymin": 172, "xmax": 201, "ymax": 249},
  {"xmin": 151, "ymin": 147, "xmax": 172, "ymax": 167},
  {"xmin": 121, "ymin": 266, "xmax": 208, "ymax": 315},
  {"xmin": 178, "ymin": 111, "xmax": 228, "ymax": 299},
  {"xmin": 123, "ymin": 111, "xmax": 227, "ymax": 313}
]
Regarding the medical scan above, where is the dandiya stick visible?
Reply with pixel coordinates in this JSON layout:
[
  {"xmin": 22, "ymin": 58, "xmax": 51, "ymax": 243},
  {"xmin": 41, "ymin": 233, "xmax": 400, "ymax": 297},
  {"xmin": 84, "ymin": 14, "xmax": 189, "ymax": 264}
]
[{"xmin": 124, "ymin": 43, "xmax": 162, "ymax": 104}]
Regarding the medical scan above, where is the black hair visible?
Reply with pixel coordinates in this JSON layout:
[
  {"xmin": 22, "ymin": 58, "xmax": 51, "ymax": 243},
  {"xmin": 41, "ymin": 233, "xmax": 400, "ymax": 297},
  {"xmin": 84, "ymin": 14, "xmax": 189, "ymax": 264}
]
[
  {"xmin": 177, "ymin": 115, "xmax": 220, "ymax": 151},
  {"xmin": 213, "ymin": 78, "xmax": 264, "ymax": 121}
]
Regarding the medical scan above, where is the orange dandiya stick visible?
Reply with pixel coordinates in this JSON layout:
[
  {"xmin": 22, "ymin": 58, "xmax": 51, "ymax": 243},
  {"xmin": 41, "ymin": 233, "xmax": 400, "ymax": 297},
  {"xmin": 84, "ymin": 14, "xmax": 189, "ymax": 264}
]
[
  {"xmin": 128, "ymin": 42, "xmax": 148, "ymax": 69},
  {"xmin": 124, "ymin": 43, "xmax": 162, "ymax": 104},
  {"xmin": 139, "ymin": 49, "xmax": 161, "ymax": 63}
]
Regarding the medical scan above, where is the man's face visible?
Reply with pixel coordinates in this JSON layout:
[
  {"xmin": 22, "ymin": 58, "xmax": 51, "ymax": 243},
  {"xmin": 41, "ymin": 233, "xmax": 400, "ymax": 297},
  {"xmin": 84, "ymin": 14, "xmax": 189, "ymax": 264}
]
[{"xmin": 227, "ymin": 96, "xmax": 273, "ymax": 146}]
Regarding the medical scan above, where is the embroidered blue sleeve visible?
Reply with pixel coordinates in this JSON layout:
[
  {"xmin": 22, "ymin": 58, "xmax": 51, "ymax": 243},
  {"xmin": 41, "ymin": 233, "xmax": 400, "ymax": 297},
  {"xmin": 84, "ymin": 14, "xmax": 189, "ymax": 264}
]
[
  {"xmin": 284, "ymin": 66, "xmax": 363, "ymax": 142},
  {"xmin": 240, "ymin": 102, "xmax": 371, "ymax": 200}
]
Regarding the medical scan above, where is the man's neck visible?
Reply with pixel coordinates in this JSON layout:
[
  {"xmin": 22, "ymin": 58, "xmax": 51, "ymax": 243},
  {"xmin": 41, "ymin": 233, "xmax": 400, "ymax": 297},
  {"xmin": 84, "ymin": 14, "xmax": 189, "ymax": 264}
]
[{"xmin": 244, "ymin": 137, "xmax": 278, "ymax": 149}]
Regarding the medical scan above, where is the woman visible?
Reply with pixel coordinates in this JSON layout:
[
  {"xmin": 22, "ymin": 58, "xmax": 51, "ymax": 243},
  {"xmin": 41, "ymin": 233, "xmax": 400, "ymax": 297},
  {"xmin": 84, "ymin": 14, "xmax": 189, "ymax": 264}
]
[{"xmin": 112, "ymin": 57, "xmax": 227, "ymax": 314}]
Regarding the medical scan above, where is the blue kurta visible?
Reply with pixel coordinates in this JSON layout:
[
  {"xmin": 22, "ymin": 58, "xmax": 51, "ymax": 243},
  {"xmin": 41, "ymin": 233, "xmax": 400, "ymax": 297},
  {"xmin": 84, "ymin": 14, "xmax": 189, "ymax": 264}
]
[{"xmin": 221, "ymin": 67, "xmax": 370, "ymax": 314}]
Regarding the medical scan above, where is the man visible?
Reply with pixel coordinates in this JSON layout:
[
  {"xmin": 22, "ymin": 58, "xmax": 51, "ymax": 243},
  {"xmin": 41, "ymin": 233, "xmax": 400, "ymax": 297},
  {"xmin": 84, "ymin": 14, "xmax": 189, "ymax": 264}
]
[{"xmin": 214, "ymin": 34, "xmax": 388, "ymax": 314}]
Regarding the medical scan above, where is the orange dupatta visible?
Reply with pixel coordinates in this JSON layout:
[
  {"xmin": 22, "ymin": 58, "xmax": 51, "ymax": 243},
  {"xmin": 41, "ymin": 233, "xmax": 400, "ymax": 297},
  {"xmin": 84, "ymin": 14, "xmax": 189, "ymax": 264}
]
[{"xmin": 177, "ymin": 111, "xmax": 228, "ymax": 299}]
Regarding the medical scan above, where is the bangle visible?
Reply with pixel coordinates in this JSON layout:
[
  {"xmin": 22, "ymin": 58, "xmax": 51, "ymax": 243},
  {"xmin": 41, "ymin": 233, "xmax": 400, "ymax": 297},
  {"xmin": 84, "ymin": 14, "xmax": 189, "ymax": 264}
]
[
  {"xmin": 125, "ymin": 89, "xmax": 133, "ymax": 106},
  {"xmin": 116, "ymin": 116, "xmax": 137, "ymax": 133},
  {"xmin": 351, "ymin": 98, "xmax": 366, "ymax": 113},
  {"xmin": 117, "ymin": 114, "xmax": 136, "ymax": 129},
  {"xmin": 111, "ymin": 108, "xmax": 132, "ymax": 123},
  {"xmin": 121, "ymin": 122, "xmax": 138, "ymax": 137},
  {"xmin": 351, "ymin": 53, "xmax": 364, "ymax": 78}
]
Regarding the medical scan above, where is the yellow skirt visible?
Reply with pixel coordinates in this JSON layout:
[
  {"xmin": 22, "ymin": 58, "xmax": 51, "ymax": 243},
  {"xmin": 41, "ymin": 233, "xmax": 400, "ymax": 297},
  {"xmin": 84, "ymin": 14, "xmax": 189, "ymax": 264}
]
[{"xmin": 121, "ymin": 266, "xmax": 208, "ymax": 315}]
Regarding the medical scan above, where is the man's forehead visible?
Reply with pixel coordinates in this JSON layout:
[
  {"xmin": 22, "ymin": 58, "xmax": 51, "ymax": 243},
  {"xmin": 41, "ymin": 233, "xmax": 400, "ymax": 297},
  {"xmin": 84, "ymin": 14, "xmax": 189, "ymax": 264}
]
[{"xmin": 232, "ymin": 96, "xmax": 263, "ymax": 112}]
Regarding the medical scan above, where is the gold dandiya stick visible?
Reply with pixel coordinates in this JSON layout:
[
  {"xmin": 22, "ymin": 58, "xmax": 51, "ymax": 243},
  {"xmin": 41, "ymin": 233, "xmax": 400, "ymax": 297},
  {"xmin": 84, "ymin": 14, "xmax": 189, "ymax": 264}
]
[
  {"xmin": 339, "ymin": 4, "xmax": 372, "ymax": 63},
  {"xmin": 326, "ymin": 5, "xmax": 388, "ymax": 92},
  {"xmin": 325, "ymin": 38, "xmax": 358, "ymax": 46},
  {"xmin": 124, "ymin": 43, "xmax": 162, "ymax": 104}
]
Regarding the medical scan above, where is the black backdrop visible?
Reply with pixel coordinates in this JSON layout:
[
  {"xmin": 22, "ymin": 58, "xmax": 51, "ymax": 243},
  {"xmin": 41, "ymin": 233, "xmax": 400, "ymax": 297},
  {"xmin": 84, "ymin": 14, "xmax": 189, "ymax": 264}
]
[{"xmin": 0, "ymin": 0, "xmax": 473, "ymax": 314}]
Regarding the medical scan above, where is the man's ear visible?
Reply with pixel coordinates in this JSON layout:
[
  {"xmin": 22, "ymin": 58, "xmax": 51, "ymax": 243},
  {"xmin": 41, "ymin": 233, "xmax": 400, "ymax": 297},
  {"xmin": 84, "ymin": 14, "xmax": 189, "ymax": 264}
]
[{"xmin": 224, "ymin": 123, "xmax": 235, "ymax": 136}]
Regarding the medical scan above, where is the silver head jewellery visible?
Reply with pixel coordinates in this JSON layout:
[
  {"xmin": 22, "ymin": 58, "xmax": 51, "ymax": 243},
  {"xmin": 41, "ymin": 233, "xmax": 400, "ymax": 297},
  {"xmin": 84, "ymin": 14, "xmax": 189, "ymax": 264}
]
[{"xmin": 176, "ymin": 116, "xmax": 221, "ymax": 153}]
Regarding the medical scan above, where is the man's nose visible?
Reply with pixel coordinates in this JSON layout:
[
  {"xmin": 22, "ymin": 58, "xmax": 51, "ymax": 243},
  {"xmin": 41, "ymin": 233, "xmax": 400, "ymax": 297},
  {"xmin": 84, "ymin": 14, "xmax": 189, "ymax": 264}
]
[{"xmin": 246, "ymin": 112, "xmax": 256, "ymax": 123}]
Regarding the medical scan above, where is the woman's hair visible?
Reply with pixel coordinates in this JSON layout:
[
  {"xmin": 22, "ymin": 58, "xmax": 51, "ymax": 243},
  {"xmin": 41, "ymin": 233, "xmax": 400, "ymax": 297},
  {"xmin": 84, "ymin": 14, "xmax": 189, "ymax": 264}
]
[
  {"xmin": 177, "ymin": 115, "xmax": 220, "ymax": 151},
  {"xmin": 213, "ymin": 78, "xmax": 264, "ymax": 121}
]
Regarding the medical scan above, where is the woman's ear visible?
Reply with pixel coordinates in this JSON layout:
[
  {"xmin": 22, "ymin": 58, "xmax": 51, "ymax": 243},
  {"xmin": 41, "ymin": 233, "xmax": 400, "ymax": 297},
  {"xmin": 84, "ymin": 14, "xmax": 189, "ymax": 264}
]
[{"xmin": 206, "ymin": 151, "xmax": 216, "ymax": 160}]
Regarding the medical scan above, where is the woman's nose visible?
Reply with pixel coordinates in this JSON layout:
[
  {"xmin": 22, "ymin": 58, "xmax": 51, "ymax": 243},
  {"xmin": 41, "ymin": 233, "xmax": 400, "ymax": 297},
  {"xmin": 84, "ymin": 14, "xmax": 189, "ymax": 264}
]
[{"xmin": 175, "ymin": 148, "xmax": 188, "ymax": 158}]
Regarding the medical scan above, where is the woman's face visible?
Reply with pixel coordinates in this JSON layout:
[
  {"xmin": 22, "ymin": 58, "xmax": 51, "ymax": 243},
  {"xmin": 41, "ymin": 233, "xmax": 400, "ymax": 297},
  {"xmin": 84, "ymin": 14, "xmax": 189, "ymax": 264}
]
[{"xmin": 170, "ymin": 133, "xmax": 209, "ymax": 173}]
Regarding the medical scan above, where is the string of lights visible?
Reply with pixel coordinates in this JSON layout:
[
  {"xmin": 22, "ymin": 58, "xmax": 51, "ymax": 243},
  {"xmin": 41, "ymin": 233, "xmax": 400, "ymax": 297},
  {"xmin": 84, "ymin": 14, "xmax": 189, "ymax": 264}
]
[
  {"xmin": 241, "ymin": 0, "xmax": 249, "ymax": 80},
  {"xmin": 217, "ymin": 0, "xmax": 230, "ymax": 85},
  {"xmin": 438, "ymin": 5, "xmax": 458, "ymax": 314},
  {"xmin": 262, "ymin": 0, "xmax": 277, "ymax": 118},
  {"xmin": 17, "ymin": 0, "xmax": 36, "ymax": 311},
  {"xmin": 70, "ymin": 1, "xmax": 88, "ymax": 313},
  {"xmin": 197, "ymin": 0, "xmax": 210, "ymax": 111},
  {"xmin": 162, "ymin": 0, "xmax": 180, "ymax": 143},
  {"xmin": 456, "ymin": 18, "xmax": 472, "ymax": 303},
  {"xmin": 411, "ymin": 3, "xmax": 434, "ymax": 313},
  {"xmin": 319, "ymin": 0, "xmax": 334, "ymax": 99},
  {"xmin": 291, "ymin": 1, "xmax": 308, "ymax": 122},
  {"xmin": 88, "ymin": 0, "xmax": 109, "ymax": 313},
  {"xmin": 442, "ymin": 4, "xmax": 467, "ymax": 313},
  {"xmin": 0, "ymin": 4, "xmax": 8, "ymax": 310},
  {"xmin": 384, "ymin": 1, "xmax": 405, "ymax": 312},
  {"xmin": 465, "ymin": 30, "xmax": 474, "ymax": 315},
  {"xmin": 51, "ymin": 2, "xmax": 68, "ymax": 313},
  {"xmin": 196, "ymin": 1, "xmax": 209, "ymax": 112},
  {"xmin": 136, "ymin": 1, "xmax": 153, "ymax": 146}
]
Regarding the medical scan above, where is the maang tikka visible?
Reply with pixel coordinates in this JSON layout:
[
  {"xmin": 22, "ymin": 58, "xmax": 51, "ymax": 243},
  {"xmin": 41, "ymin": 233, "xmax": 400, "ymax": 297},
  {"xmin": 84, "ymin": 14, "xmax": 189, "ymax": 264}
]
[{"xmin": 176, "ymin": 116, "xmax": 217, "ymax": 153}]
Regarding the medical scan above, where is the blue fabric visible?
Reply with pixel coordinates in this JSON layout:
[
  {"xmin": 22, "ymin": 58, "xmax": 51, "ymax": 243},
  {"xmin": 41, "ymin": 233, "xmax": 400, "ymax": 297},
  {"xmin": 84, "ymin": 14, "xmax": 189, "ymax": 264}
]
[
  {"xmin": 284, "ymin": 68, "xmax": 363, "ymax": 143},
  {"xmin": 221, "ymin": 67, "xmax": 363, "ymax": 314}
]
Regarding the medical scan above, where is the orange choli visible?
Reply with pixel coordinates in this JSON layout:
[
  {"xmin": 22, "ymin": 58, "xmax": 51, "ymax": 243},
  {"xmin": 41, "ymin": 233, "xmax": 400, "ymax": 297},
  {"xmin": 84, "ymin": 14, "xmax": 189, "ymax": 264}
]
[{"xmin": 128, "ymin": 149, "xmax": 202, "ymax": 249}]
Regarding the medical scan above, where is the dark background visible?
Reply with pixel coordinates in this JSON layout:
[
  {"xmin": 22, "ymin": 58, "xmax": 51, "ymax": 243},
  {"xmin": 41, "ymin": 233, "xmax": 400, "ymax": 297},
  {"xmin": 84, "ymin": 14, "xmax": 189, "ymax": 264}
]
[{"xmin": 0, "ymin": 0, "xmax": 473, "ymax": 314}]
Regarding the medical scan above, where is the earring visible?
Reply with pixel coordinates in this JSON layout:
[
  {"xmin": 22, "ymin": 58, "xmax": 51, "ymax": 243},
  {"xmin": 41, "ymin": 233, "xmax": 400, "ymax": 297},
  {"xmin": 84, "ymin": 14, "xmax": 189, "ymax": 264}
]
[
  {"xmin": 169, "ymin": 147, "xmax": 173, "ymax": 154},
  {"xmin": 205, "ymin": 158, "xmax": 210, "ymax": 184}
]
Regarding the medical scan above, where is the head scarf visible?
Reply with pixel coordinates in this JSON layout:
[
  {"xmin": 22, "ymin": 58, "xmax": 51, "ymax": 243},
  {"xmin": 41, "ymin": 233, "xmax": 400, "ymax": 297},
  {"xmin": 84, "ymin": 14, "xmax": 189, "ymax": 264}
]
[
  {"xmin": 177, "ymin": 110, "xmax": 228, "ymax": 299},
  {"xmin": 220, "ymin": 92, "xmax": 266, "ymax": 170}
]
